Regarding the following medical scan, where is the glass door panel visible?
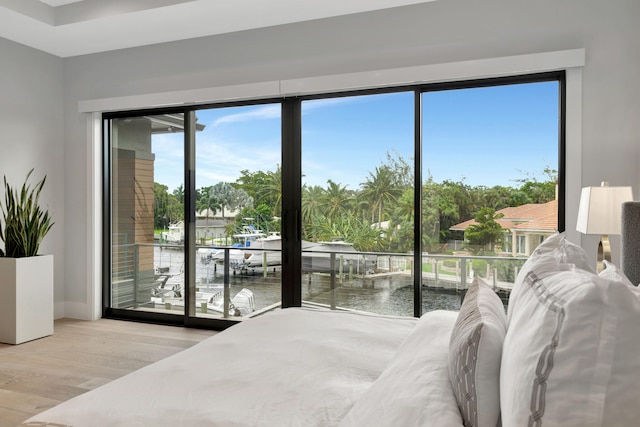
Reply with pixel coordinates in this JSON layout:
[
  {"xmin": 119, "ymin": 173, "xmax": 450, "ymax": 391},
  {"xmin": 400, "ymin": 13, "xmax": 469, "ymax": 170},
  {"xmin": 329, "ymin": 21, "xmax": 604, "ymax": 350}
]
[
  {"xmin": 301, "ymin": 92, "xmax": 415, "ymax": 316},
  {"xmin": 193, "ymin": 104, "xmax": 282, "ymax": 319},
  {"xmin": 110, "ymin": 114, "xmax": 185, "ymax": 315},
  {"xmin": 421, "ymin": 80, "xmax": 560, "ymax": 312}
]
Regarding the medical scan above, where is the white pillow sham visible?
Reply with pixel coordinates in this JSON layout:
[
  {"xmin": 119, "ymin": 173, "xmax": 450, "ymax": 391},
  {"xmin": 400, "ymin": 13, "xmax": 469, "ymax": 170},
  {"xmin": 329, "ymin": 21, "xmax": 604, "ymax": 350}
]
[
  {"xmin": 339, "ymin": 310, "xmax": 463, "ymax": 427},
  {"xmin": 506, "ymin": 232, "xmax": 594, "ymax": 325},
  {"xmin": 501, "ymin": 234, "xmax": 640, "ymax": 426}
]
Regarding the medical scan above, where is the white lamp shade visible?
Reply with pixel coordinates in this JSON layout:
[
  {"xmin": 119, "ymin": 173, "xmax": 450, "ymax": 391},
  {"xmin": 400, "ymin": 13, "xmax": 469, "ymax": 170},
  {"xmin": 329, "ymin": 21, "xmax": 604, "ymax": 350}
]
[{"xmin": 576, "ymin": 185, "xmax": 633, "ymax": 235}]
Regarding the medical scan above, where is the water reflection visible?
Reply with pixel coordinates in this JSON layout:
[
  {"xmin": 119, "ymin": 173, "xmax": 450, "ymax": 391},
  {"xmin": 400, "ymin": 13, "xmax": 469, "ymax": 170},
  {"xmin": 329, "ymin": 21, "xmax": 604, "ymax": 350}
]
[{"xmin": 151, "ymin": 245, "xmax": 461, "ymax": 317}]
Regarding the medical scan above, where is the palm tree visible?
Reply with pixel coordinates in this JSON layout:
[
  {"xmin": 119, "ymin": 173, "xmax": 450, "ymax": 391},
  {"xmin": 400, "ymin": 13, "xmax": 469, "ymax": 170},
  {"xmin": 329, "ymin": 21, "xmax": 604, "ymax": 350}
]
[
  {"xmin": 302, "ymin": 185, "xmax": 324, "ymax": 238},
  {"xmin": 309, "ymin": 213, "xmax": 380, "ymax": 251},
  {"xmin": 322, "ymin": 180, "xmax": 353, "ymax": 218},
  {"xmin": 360, "ymin": 165, "xmax": 402, "ymax": 227},
  {"xmin": 465, "ymin": 207, "xmax": 506, "ymax": 254},
  {"xmin": 210, "ymin": 182, "xmax": 254, "ymax": 219},
  {"xmin": 196, "ymin": 185, "xmax": 221, "ymax": 241},
  {"xmin": 258, "ymin": 166, "xmax": 282, "ymax": 217},
  {"xmin": 387, "ymin": 188, "xmax": 414, "ymax": 252}
]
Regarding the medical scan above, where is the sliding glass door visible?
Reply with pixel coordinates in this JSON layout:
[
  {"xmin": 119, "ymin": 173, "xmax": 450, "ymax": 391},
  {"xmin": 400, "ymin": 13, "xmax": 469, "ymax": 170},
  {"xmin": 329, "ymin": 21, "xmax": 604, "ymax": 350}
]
[
  {"xmin": 106, "ymin": 105, "xmax": 283, "ymax": 325},
  {"xmin": 421, "ymin": 78, "xmax": 562, "ymax": 311},
  {"xmin": 193, "ymin": 104, "xmax": 282, "ymax": 319},
  {"xmin": 109, "ymin": 114, "xmax": 186, "ymax": 315},
  {"xmin": 104, "ymin": 72, "xmax": 564, "ymax": 328},
  {"xmin": 300, "ymin": 92, "xmax": 415, "ymax": 315}
]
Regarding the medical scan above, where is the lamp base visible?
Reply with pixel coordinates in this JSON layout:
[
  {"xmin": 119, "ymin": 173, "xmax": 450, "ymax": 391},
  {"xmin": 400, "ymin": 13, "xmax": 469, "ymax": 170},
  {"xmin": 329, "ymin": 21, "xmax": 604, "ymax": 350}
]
[{"xmin": 597, "ymin": 234, "xmax": 611, "ymax": 273}]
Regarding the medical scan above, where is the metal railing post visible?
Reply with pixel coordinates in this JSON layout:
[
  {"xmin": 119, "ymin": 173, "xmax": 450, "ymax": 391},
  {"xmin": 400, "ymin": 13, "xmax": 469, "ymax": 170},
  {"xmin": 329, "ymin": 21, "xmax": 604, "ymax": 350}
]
[
  {"xmin": 223, "ymin": 248, "xmax": 230, "ymax": 318},
  {"xmin": 263, "ymin": 251, "xmax": 268, "ymax": 277},
  {"xmin": 330, "ymin": 252, "xmax": 336, "ymax": 310},
  {"xmin": 460, "ymin": 256, "xmax": 467, "ymax": 291},
  {"xmin": 133, "ymin": 245, "xmax": 139, "ymax": 308}
]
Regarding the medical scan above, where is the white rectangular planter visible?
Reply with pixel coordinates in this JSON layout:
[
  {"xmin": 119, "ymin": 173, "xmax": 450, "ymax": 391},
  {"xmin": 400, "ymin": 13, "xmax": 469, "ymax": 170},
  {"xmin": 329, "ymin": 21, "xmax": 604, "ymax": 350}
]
[{"xmin": 0, "ymin": 255, "xmax": 54, "ymax": 344}]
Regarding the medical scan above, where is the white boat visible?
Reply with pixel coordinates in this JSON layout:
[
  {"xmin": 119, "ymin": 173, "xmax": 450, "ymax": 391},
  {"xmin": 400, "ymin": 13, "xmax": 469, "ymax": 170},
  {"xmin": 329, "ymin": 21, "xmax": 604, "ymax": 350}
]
[
  {"xmin": 206, "ymin": 288, "xmax": 256, "ymax": 317},
  {"xmin": 240, "ymin": 234, "xmax": 375, "ymax": 273},
  {"xmin": 160, "ymin": 221, "xmax": 185, "ymax": 243},
  {"xmin": 302, "ymin": 238, "xmax": 377, "ymax": 274},
  {"xmin": 199, "ymin": 247, "xmax": 248, "ymax": 271},
  {"xmin": 241, "ymin": 232, "xmax": 282, "ymax": 268},
  {"xmin": 199, "ymin": 227, "xmax": 280, "ymax": 272},
  {"xmin": 233, "ymin": 225, "xmax": 267, "ymax": 246},
  {"xmin": 198, "ymin": 231, "xmax": 375, "ymax": 274},
  {"xmin": 151, "ymin": 276, "xmax": 255, "ymax": 317}
]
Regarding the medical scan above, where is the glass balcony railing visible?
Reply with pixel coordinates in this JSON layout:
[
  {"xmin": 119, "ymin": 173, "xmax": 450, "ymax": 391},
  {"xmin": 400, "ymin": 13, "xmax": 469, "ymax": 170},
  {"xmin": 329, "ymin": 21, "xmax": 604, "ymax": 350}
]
[{"xmin": 111, "ymin": 243, "xmax": 527, "ymax": 319}]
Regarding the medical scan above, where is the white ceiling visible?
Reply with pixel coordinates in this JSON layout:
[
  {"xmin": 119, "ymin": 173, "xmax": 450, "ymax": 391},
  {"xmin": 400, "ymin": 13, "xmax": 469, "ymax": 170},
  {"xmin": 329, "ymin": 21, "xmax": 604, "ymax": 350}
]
[{"xmin": 0, "ymin": 0, "xmax": 437, "ymax": 58}]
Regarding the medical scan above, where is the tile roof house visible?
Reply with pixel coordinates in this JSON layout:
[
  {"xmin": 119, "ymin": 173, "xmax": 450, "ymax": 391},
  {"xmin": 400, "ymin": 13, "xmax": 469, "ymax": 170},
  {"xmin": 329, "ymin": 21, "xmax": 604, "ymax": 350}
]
[{"xmin": 450, "ymin": 199, "xmax": 558, "ymax": 256}]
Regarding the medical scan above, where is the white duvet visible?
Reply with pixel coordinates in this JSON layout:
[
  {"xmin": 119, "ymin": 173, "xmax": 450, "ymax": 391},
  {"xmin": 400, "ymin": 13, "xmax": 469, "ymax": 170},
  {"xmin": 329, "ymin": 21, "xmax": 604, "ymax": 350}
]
[{"xmin": 24, "ymin": 308, "xmax": 420, "ymax": 427}]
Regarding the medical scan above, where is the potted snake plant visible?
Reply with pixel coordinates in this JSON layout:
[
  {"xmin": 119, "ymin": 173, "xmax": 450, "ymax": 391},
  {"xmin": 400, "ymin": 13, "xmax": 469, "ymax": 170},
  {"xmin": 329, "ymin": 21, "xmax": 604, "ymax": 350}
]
[{"xmin": 0, "ymin": 169, "xmax": 54, "ymax": 344}]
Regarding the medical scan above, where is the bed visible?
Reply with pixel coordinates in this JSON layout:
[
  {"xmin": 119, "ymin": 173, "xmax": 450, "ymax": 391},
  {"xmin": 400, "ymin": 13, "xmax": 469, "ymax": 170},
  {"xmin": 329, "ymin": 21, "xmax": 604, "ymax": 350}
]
[{"xmin": 22, "ymin": 233, "xmax": 640, "ymax": 427}]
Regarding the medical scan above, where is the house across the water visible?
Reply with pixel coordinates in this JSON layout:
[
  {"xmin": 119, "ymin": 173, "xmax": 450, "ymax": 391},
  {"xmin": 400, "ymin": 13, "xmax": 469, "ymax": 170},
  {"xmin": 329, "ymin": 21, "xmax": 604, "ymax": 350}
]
[{"xmin": 450, "ymin": 199, "xmax": 558, "ymax": 257}]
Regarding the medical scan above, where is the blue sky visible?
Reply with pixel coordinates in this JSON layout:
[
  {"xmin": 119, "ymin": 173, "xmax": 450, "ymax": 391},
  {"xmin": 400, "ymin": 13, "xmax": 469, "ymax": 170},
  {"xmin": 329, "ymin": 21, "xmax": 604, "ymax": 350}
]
[{"xmin": 152, "ymin": 80, "xmax": 559, "ymax": 192}]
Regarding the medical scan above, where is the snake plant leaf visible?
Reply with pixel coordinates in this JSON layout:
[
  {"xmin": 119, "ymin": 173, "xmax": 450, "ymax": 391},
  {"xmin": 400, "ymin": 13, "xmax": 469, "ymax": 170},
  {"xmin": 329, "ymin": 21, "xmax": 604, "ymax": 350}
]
[{"xmin": 0, "ymin": 169, "xmax": 54, "ymax": 258}]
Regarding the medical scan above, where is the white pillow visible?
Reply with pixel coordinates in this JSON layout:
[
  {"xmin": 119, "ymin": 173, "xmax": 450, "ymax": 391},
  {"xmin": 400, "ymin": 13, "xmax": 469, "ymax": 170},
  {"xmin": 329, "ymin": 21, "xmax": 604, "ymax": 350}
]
[
  {"xmin": 339, "ymin": 310, "xmax": 463, "ymax": 427},
  {"xmin": 449, "ymin": 277, "xmax": 506, "ymax": 427},
  {"xmin": 501, "ymin": 244, "xmax": 640, "ymax": 426},
  {"xmin": 599, "ymin": 259, "xmax": 634, "ymax": 286},
  {"xmin": 506, "ymin": 232, "xmax": 594, "ymax": 325}
]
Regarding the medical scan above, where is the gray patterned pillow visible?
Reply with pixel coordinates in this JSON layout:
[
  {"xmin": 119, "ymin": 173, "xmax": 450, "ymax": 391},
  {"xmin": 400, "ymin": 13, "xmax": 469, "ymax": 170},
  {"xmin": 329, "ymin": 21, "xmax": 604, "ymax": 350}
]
[{"xmin": 449, "ymin": 277, "xmax": 506, "ymax": 427}]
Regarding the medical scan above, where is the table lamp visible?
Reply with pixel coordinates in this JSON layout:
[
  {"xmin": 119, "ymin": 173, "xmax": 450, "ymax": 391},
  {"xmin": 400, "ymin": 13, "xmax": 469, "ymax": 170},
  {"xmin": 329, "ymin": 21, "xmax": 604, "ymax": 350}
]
[{"xmin": 576, "ymin": 181, "xmax": 633, "ymax": 272}]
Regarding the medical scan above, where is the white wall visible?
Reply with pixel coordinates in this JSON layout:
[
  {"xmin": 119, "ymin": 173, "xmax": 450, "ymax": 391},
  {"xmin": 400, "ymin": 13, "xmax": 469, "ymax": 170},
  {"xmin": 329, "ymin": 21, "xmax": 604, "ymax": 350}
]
[
  {"xmin": 0, "ymin": 37, "xmax": 66, "ymax": 317},
  {"xmin": 55, "ymin": 0, "xmax": 640, "ymax": 318}
]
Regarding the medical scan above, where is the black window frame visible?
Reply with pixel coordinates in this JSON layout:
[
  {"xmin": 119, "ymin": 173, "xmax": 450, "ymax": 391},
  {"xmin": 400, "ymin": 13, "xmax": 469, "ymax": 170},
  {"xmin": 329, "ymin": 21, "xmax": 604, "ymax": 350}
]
[{"xmin": 102, "ymin": 71, "xmax": 566, "ymax": 329}]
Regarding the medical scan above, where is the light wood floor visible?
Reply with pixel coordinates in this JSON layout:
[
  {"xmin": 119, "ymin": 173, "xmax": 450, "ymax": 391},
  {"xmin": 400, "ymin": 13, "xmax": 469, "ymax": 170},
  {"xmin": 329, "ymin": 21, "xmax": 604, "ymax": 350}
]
[{"xmin": 0, "ymin": 318, "xmax": 217, "ymax": 426}]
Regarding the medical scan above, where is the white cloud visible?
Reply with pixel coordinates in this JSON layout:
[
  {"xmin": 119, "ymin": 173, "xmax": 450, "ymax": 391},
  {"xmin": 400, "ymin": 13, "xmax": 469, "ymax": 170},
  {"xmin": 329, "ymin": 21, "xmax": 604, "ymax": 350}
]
[
  {"xmin": 301, "ymin": 96, "xmax": 360, "ymax": 114},
  {"xmin": 210, "ymin": 104, "xmax": 281, "ymax": 127},
  {"xmin": 194, "ymin": 134, "xmax": 280, "ymax": 187}
]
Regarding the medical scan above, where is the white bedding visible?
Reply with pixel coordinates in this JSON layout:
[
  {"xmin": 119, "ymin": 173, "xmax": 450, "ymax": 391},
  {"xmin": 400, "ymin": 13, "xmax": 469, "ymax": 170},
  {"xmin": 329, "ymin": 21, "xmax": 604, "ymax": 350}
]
[
  {"xmin": 23, "ymin": 308, "xmax": 420, "ymax": 427},
  {"xmin": 339, "ymin": 310, "xmax": 463, "ymax": 427}
]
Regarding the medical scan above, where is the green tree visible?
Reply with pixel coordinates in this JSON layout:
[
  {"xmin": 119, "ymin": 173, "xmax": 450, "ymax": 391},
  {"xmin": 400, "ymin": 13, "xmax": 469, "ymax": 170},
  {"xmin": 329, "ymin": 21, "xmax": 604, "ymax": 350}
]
[
  {"xmin": 475, "ymin": 185, "xmax": 513, "ymax": 210},
  {"xmin": 421, "ymin": 177, "xmax": 443, "ymax": 251},
  {"xmin": 361, "ymin": 165, "xmax": 402, "ymax": 226},
  {"xmin": 256, "ymin": 166, "xmax": 282, "ymax": 217},
  {"xmin": 234, "ymin": 204, "xmax": 279, "ymax": 235},
  {"xmin": 386, "ymin": 188, "xmax": 415, "ymax": 252},
  {"xmin": 383, "ymin": 150, "xmax": 413, "ymax": 188},
  {"xmin": 209, "ymin": 182, "xmax": 253, "ymax": 219},
  {"xmin": 154, "ymin": 182, "xmax": 170, "ymax": 230},
  {"xmin": 464, "ymin": 207, "xmax": 506, "ymax": 254},
  {"xmin": 435, "ymin": 179, "xmax": 473, "ymax": 243},
  {"xmin": 172, "ymin": 184, "xmax": 184, "ymax": 202},
  {"xmin": 308, "ymin": 213, "xmax": 381, "ymax": 252},
  {"xmin": 302, "ymin": 185, "xmax": 325, "ymax": 239},
  {"xmin": 519, "ymin": 181, "xmax": 556, "ymax": 203},
  {"xmin": 235, "ymin": 169, "xmax": 275, "ymax": 207},
  {"xmin": 153, "ymin": 184, "xmax": 184, "ymax": 226},
  {"xmin": 196, "ymin": 185, "xmax": 221, "ymax": 238},
  {"xmin": 322, "ymin": 180, "xmax": 354, "ymax": 218},
  {"xmin": 514, "ymin": 166, "xmax": 557, "ymax": 203}
]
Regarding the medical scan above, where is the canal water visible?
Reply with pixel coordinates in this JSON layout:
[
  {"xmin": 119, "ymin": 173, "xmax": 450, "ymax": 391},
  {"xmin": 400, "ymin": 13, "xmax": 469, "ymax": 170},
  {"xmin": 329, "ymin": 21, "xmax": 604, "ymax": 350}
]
[{"xmin": 156, "ymin": 246, "xmax": 462, "ymax": 317}]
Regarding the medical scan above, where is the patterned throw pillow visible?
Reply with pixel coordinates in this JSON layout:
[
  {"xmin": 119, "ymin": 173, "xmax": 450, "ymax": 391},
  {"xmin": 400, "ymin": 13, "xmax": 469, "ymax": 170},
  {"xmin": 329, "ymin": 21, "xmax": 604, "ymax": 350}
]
[{"xmin": 449, "ymin": 277, "xmax": 507, "ymax": 427}]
